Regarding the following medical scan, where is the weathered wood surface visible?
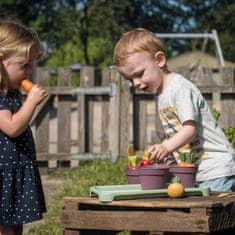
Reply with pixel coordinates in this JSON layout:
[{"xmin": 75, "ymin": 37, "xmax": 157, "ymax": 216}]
[
  {"xmin": 62, "ymin": 194, "xmax": 235, "ymax": 209},
  {"xmin": 61, "ymin": 195, "xmax": 235, "ymax": 234},
  {"xmin": 61, "ymin": 210, "xmax": 209, "ymax": 233}
]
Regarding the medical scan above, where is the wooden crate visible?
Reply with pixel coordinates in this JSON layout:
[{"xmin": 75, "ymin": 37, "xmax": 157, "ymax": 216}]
[{"xmin": 60, "ymin": 194, "xmax": 235, "ymax": 234}]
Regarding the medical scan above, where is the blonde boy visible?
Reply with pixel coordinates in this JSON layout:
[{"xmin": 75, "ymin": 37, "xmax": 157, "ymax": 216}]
[{"xmin": 113, "ymin": 28, "xmax": 235, "ymax": 192}]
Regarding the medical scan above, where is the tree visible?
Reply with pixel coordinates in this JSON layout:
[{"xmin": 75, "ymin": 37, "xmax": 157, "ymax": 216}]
[{"xmin": 181, "ymin": 0, "xmax": 235, "ymax": 62}]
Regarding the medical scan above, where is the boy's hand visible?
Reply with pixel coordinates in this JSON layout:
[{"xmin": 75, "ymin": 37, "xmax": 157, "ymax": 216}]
[
  {"xmin": 26, "ymin": 85, "xmax": 47, "ymax": 105},
  {"xmin": 148, "ymin": 143, "xmax": 169, "ymax": 163}
]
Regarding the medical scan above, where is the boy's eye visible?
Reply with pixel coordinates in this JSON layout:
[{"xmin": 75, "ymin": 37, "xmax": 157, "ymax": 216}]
[{"xmin": 133, "ymin": 70, "xmax": 144, "ymax": 78}]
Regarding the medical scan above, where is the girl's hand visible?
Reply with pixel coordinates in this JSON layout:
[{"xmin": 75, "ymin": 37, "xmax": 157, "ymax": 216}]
[
  {"xmin": 148, "ymin": 143, "xmax": 169, "ymax": 163},
  {"xmin": 26, "ymin": 85, "xmax": 47, "ymax": 105}
]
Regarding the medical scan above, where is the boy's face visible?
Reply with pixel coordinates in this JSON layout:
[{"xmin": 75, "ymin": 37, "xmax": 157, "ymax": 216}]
[{"xmin": 118, "ymin": 51, "xmax": 166, "ymax": 93}]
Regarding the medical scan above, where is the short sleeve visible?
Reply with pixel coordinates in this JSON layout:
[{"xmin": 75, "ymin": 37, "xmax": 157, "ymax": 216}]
[
  {"xmin": 0, "ymin": 95, "xmax": 11, "ymax": 111},
  {"xmin": 173, "ymin": 85, "xmax": 201, "ymax": 124}
]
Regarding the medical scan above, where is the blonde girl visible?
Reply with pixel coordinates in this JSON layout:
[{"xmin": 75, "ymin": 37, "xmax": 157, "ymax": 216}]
[{"xmin": 0, "ymin": 20, "xmax": 47, "ymax": 235}]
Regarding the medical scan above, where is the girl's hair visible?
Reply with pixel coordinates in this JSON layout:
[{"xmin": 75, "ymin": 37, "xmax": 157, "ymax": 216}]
[
  {"xmin": 113, "ymin": 28, "xmax": 166, "ymax": 66},
  {"xmin": 0, "ymin": 20, "xmax": 44, "ymax": 91}
]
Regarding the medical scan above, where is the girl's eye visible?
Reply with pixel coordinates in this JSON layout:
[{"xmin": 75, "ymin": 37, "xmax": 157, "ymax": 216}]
[{"xmin": 20, "ymin": 62, "xmax": 33, "ymax": 69}]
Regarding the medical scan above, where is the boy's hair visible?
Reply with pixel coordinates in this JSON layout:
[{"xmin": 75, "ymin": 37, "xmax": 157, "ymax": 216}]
[
  {"xmin": 0, "ymin": 20, "xmax": 44, "ymax": 91},
  {"xmin": 113, "ymin": 28, "xmax": 166, "ymax": 66}
]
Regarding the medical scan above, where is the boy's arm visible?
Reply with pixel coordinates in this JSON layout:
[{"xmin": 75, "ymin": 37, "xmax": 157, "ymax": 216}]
[{"xmin": 149, "ymin": 120, "xmax": 197, "ymax": 161}]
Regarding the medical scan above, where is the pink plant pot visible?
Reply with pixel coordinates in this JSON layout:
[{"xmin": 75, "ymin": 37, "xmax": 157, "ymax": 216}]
[
  {"xmin": 139, "ymin": 165, "xmax": 169, "ymax": 190},
  {"xmin": 125, "ymin": 168, "xmax": 140, "ymax": 184},
  {"xmin": 169, "ymin": 165, "xmax": 196, "ymax": 188}
]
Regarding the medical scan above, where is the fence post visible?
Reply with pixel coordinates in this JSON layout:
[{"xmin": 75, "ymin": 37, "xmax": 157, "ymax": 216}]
[
  {"xmin": 119, "ymin": 77, "xmax": 131, "ymax": 159},
  {"xmin": 35, "ymin": 67, "xmax": 50, "ymax": 166},
  {"xmin": 101, "ymin": 68, "xmax": 110, "ymax": 152},
  {"xmin": 78, "ymin": 66, "xmax": 95, "ymax": 153},
  {"xmin": 57, "ymin": 68, "xmax": 75, "ymax": 167},
  {"xmin": 109, "ymin": 68, "xmax": 121, "ymax": 162}
]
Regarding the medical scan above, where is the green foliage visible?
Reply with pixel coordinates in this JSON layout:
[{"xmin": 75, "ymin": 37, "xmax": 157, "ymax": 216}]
[
  {"xmin": 26, "ymin": 159, "xmax": 128, "ymax": 235},
  {"xmin": 211, "ymin": 108, "xmax": 235, "ymax": 147},
  {"xmin": 47, "ymin": 37, "xmax": 85, "ymax": 68},
  {"xmin": 212, "ymin": 108, "xmax": 221, "ymax": 121},
  {"xmin": 2, "ymin": 1, "xmax": 235, "ymax": 67},
  {"xmin": 223, "ymin": 128, "xmax": 235, "ymax": 148}
]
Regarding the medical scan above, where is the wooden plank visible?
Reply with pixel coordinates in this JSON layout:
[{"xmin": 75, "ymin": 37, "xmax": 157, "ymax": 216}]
[
  {"xmin": 64, "ymin": 230, "xmax": 80, "ymax": 235},
  {"xmin": 60, "ymin": 210, "xmax": 209, "ymax": 233},
  {"xmin": 78, "ymin": 66, "xmax": 95, "ymax": 153},
  {"xmin": 119, "ymin": 77, "xmax": 131, "ymax": 158},
  {"xmin": 152, "ymin": 97, "xmax": 165, "ymax": 144},
  {"xmin": 220, "ymin": 93, "xmax": 235, "ymax": 128},
  {"xmin": 108, "ymin": 68, "xmax": 121, "ymax": 162},
  {"xmin": 64, "ymin": 230, "xmax": 117, "ymax": 235},
  {"xmin": 220, "ymin": 67, "xmax": 234, "ymax": 87},
  {"xmin": 139, "ymin": 99, "xmax": 147, "ymax": 150},
  {"xmin": 56, "ymin": 68, "xmax": 73, "ymax": 168},
  {"xmin": 37, "ymin": 152, "xmax": 111, "ymax": 161},
  {"xmin": 35, "ymin": 67, "xmax": 50, "ymax": 158},
  {"xmin": 133, "ymin": 94, "xmax": 140, "ymax": 149},
  {"xmin": 101, "ymin": 68, "xmax": 110, "ymax": 152},
  {"xmin": 62, "ymin": 196, "xmax": 228, "ymax": 209},
  {"xmin": 212, "ymin": 91, "xmax": 221, "ymax": 112}
]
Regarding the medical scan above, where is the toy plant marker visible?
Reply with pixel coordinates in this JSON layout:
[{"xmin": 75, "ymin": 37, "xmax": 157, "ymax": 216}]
[
  {"xmin": 140, "ymin": 150, "xmax": 152, "ymax": 166},
  {"xmin": 127, "ymin": 145, "xmax": 138, "ymax": 170}
]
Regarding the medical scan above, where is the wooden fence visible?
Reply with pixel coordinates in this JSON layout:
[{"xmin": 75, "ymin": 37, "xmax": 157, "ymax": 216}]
[{"xmin": 31, "ymin": 66, "xmax": 235, "ymax": 168}]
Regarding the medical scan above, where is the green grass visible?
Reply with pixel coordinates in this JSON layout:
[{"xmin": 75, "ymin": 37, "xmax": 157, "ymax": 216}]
[{"xmin": 26, "ymin": 159, "xmax": 128, "ymax": 235}]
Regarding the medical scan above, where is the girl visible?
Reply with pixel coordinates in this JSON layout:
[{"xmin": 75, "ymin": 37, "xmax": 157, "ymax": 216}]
[{"xmin": 0, "ymin": 21, "xmax": 47, "ymax": 235}]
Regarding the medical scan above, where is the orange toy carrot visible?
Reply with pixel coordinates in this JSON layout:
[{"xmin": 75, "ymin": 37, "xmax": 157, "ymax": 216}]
[{"xmin": 20, "ymin": 79, "xmax": 35, "ymax": 92}]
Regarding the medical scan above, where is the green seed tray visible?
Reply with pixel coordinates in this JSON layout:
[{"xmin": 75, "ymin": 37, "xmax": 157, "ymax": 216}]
[{"xmin": 89, "ymin": 184, "xmax": 210, "ymax": 202}]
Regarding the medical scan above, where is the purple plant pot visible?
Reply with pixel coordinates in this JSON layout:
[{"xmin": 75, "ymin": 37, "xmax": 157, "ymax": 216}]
[
  {"xmin": 169, "ymin": 165, "xmax": 196, "ymax": 188},
  {"xmin": 125, "ymin": 168, "xmax": 140, "ymax": 184},
  {"xmin": 139, "ymin": 165, "xmax": 169, "ymax": 190}
]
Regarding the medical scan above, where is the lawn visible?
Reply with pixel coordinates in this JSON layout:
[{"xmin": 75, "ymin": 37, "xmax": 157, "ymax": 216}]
[{"xmin": 26, "ymin": 159, "xmax": 129, "ymax": 235}]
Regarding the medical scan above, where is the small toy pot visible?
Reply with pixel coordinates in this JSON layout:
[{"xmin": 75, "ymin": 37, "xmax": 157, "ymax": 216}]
[
  {"xmin": 139, "ymin": 165, "xmax": 169, "ymax": 190},
  {"xmin": 169, "ymin": 165, "xmax": 196, "ymax": 188},
  {"xmin": 125, "ymin": 168, "xmax": 140, "ymax": 184}
]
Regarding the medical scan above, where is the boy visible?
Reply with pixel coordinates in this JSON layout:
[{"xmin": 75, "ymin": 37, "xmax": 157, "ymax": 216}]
[{"xmin": 113, "ymin": 28, "xmax": 235, "ymax": 192}]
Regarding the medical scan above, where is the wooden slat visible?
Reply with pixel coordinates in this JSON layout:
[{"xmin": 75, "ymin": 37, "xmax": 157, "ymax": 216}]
[
  {"xmin": 139, "ymin": 99, "xmax": 147, "ymax": 150},
  {"xmin": 60, "ymin": 210, "xmax": 209, "ymax": 233},
  {"xmin": 64, "ymin": 230, "xmax": 80, "ymax": 235},
  {"xmin": 62, "ymin": 196, "xmax": 228, "ymax": 209},
  {"xmin": 56, "ymin": 68, "xmax": 73, "ymax": 167},
  {"xmin": 37, "ymin": 152, "xmax": 111, "ymax": 161},
  {"xmin": 101, "ymin": 68, "xmax": 110, "ymax": 152},
  {"xmin": 119, "ymin": 78, "xmax": 131, "ymax": 158},
  {"xmin": 78, "ymin": 66, "xmax": 95, "ymax": 153},
  {"xmin": 35, "ymin": 67, "xmax": 50, "ymax": 156},
  {"xmin": 108, "ymin": 68, "xmax": 121, "ymax": 162},
  {"xmin": 221, "ymin": 93, "xmax": 235, "ymax": 128}
]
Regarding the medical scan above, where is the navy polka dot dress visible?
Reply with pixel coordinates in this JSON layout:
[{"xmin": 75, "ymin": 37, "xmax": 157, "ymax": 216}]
[{"xmin": 0, "ymin": 90, "xmax": 46, "ymax": 225}]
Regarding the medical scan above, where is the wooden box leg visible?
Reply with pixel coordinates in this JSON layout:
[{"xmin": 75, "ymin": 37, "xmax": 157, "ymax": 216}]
[
  {"xmin": 131, "ymin": 232, "xmax": 149, "ymax": 235},
  {"xmin": 65, "ymin": 230, "xmax": 117, "ymax": 235}
]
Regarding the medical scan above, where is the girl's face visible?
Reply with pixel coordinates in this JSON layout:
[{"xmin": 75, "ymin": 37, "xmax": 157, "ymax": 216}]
[
  {"xmin": 2, "ymin": 52, "xmax": 34, "ymax": 90},
  {"xmin": 118, "ymin": 51, "xmax": 167, "ymax": 94}
]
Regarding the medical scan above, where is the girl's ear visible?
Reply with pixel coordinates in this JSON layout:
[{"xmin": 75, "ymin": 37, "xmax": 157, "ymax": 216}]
[{"xmin": 154, "ymin": 51, "xmax": 166, "ymax": 68}]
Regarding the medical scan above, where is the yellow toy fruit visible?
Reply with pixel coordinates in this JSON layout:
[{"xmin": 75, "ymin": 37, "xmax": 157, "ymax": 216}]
[{"xmin": 167, "ymin": 176, "xmax": 185, "ymax": 198}]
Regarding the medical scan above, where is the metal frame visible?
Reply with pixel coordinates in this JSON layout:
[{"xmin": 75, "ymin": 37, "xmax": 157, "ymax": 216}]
[{"xmin": 156, "ymin": 29, "xmax": 225, "ymax": 66}]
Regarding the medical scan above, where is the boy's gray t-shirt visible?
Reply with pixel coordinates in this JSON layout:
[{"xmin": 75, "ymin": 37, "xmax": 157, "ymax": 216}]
[{"xmin": 157, "ymin": 73, "xmax": 235, "ymax": 182}]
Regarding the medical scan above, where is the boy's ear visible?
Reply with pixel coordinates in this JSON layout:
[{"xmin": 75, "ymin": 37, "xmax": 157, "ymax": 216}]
[{"xmin": 154, "ymin": 51, "xmax": 166, "ymax": 68}]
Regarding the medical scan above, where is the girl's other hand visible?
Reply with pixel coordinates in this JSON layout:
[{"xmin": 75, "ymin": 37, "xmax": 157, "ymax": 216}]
[{"xmin": 26, "ymin": 85, "xmax": 47, "ymax": 105}]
